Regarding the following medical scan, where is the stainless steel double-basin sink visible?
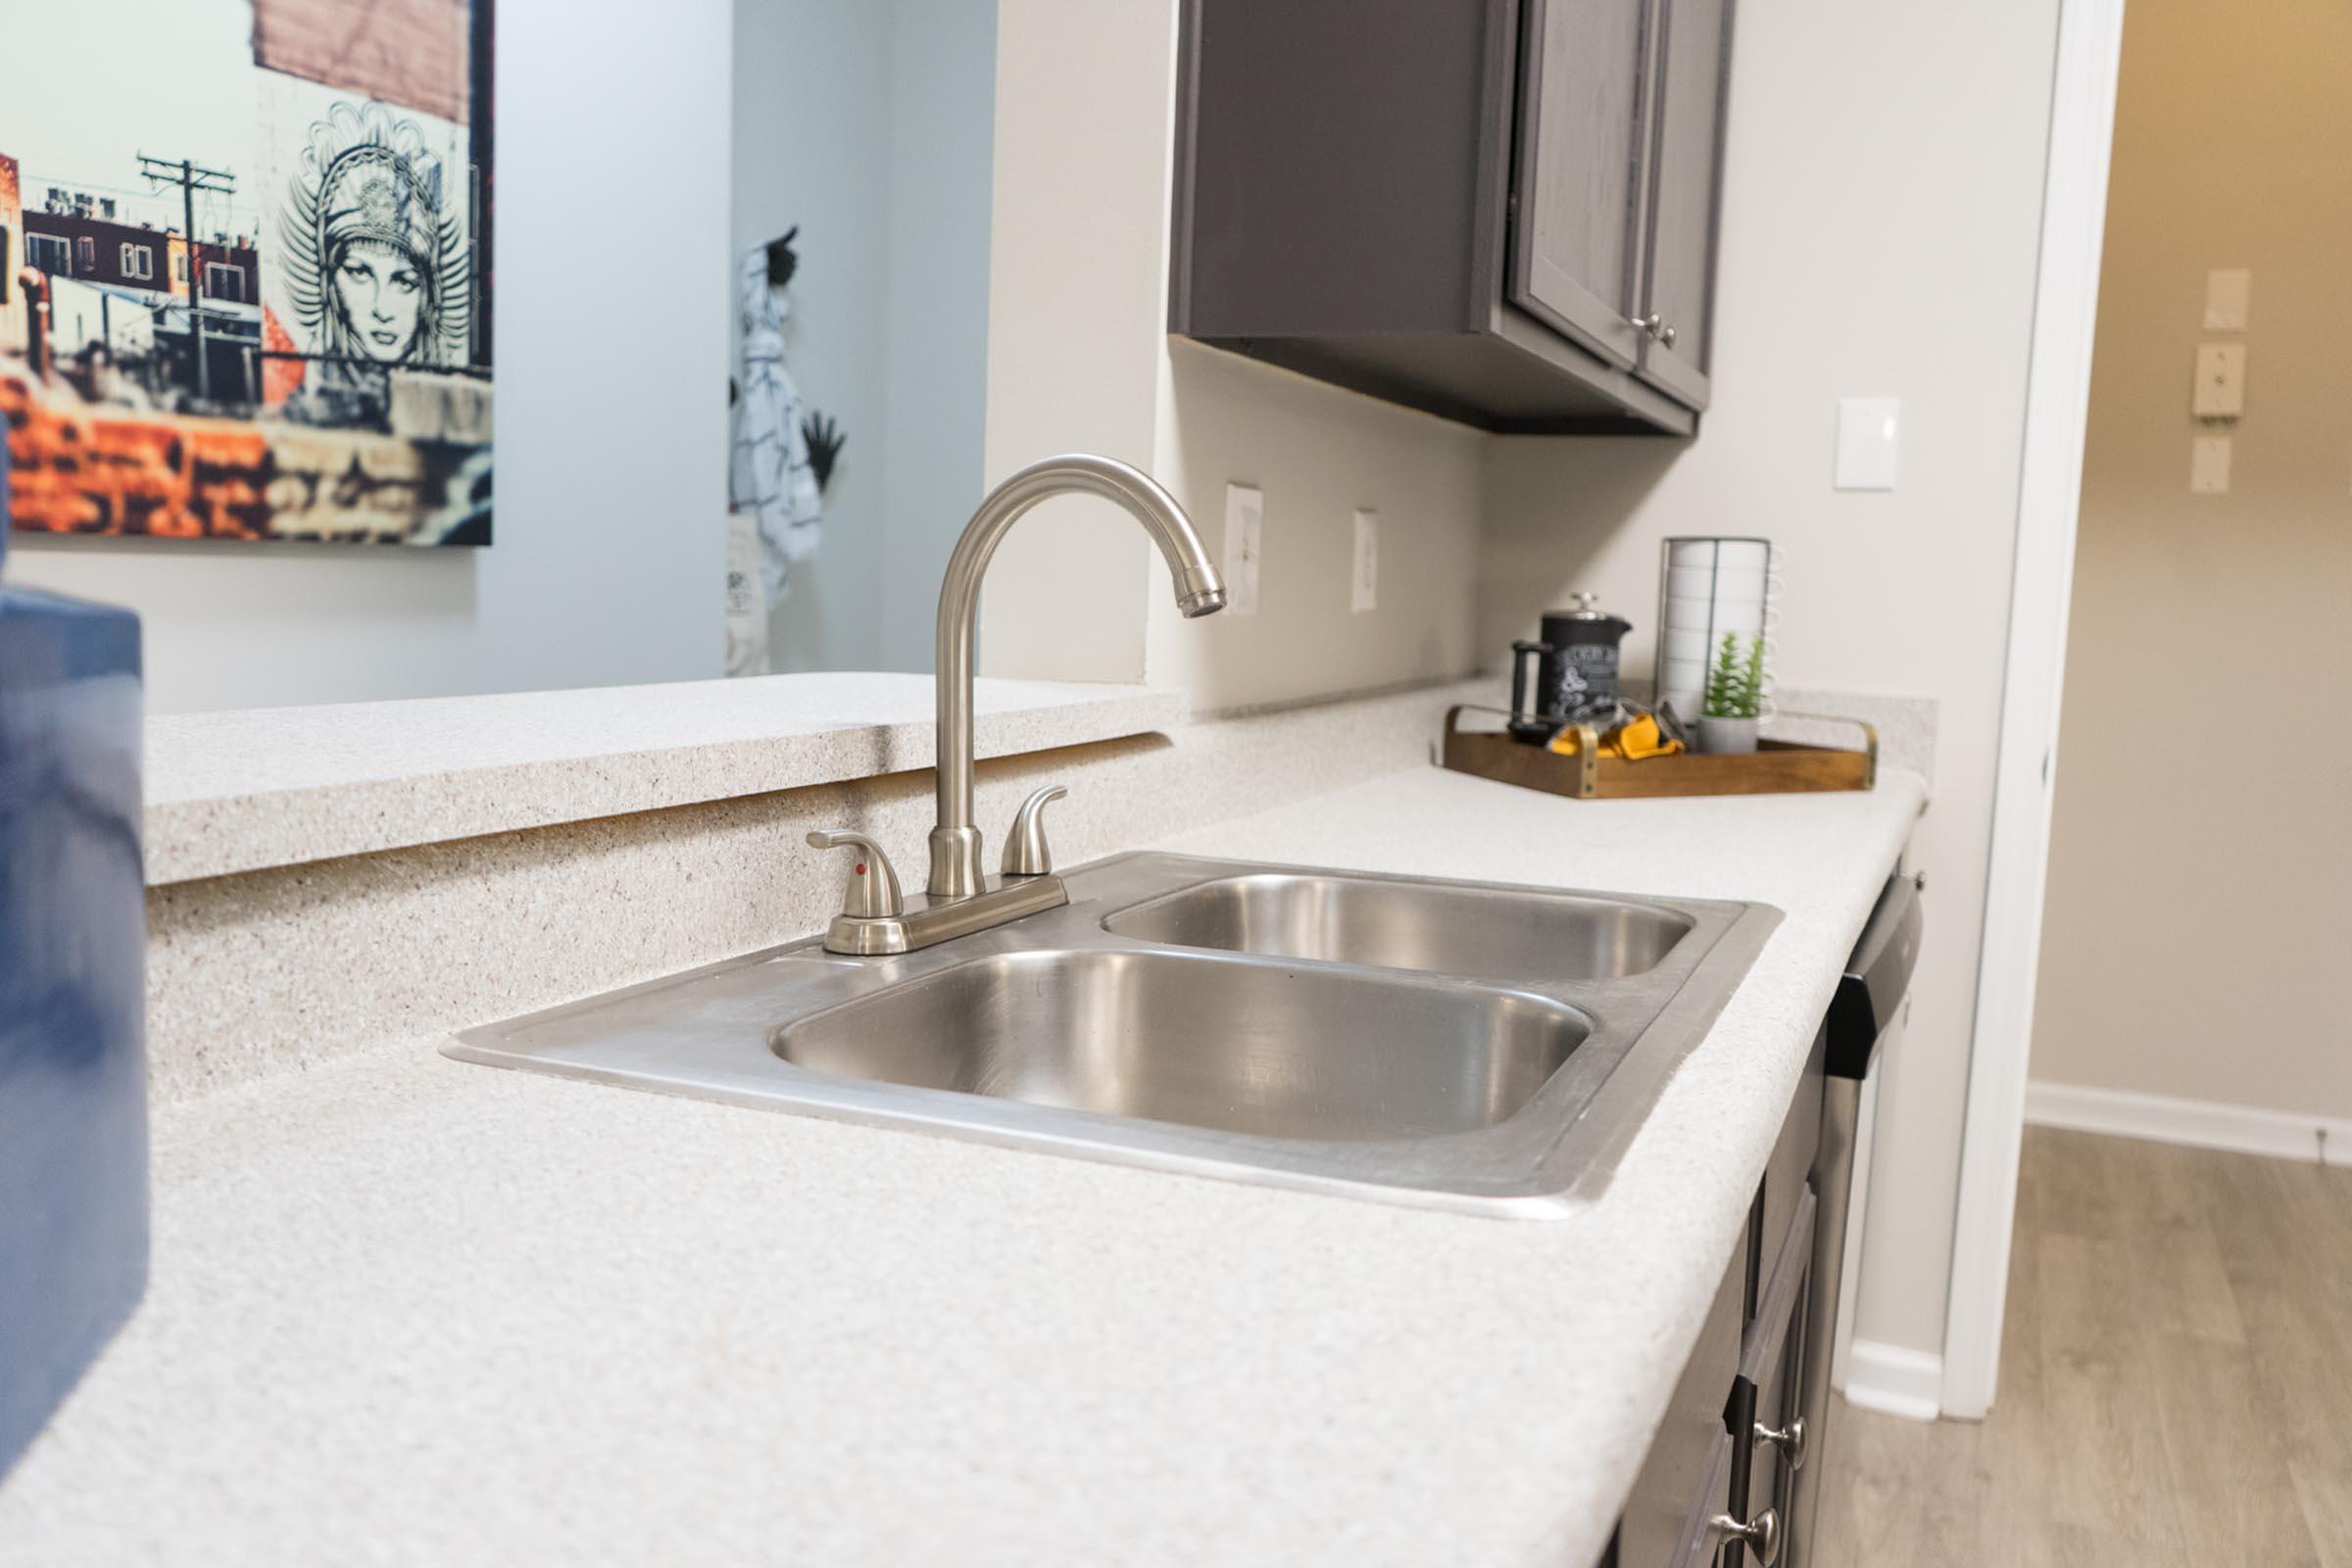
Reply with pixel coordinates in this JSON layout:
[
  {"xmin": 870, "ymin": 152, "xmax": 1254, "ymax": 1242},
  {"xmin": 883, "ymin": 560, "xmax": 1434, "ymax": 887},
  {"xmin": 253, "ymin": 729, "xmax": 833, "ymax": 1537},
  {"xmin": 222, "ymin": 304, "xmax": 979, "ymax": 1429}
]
[{"xmin": 448, "ymin": 854, "xmax": 1781, "ymax": 1215}]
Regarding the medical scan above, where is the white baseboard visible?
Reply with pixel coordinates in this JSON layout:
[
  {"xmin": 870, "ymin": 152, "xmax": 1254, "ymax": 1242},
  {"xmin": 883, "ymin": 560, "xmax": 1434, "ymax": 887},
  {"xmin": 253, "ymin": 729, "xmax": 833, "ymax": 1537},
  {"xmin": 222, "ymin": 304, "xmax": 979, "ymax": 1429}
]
[
  {"xmin": 1840, "ymin": 1340, "xmax": 1943, "ymax": 1423},
  {"xmin": 2025, "ymin": 1081, "xmax": 2349, "ymax": 1164}
]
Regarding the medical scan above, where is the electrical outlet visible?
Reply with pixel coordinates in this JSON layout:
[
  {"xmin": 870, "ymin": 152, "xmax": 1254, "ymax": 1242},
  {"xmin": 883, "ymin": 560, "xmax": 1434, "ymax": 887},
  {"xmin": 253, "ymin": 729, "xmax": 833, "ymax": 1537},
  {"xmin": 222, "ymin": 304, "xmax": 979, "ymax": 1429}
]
[
  {"xmin": 2192, "ymin": 341, "xmax": 2246, "ymax": 418},
  {"xmin": 1350, "ymin": 510, "xmax": 1378, "ymax": 612},
  {"xmin": 1222, "ymin": 483, "xmax": 1262, "ymax": 616},
  {"xmin": 2190, "ymin": 435, "xmax": 2231, "ymax": 494}
]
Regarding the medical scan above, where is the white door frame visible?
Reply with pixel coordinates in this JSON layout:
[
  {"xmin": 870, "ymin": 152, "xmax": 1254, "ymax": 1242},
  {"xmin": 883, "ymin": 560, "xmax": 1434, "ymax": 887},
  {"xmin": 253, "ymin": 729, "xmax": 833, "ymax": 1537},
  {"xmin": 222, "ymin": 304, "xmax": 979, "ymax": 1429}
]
[{"xmin": 1938, "ymin": 0, "xmax": 2128, "ymax": 1420}]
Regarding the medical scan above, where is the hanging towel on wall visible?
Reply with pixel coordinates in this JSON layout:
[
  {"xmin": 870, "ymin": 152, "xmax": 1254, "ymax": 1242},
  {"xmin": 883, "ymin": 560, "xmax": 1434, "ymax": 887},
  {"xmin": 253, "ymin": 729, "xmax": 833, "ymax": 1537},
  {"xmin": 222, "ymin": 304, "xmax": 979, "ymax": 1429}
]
[
  {"xmin": 729, "ymin": 244, "xmax": 823, "ymax": 607},
  {"xmin": 723, "ymin": 510, "xmax": 773, "ymax": 676}
]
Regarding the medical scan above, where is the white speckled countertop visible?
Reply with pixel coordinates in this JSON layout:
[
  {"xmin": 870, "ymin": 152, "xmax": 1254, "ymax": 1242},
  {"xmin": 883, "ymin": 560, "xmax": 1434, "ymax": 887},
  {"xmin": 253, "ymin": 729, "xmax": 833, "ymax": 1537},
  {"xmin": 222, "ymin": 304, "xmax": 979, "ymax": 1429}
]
[{"xmin": 0, "ymin": 764, "xmax": 1925, "ymax": 1568}]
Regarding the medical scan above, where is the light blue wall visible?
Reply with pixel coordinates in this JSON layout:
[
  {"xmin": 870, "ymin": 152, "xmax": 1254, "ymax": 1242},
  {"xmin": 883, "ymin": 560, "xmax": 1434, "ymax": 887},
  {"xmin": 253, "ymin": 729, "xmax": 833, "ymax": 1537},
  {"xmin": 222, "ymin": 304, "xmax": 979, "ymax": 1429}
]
[{"xmin": 730, "ymin": 0, "xmax": 996, "ymax": 673}]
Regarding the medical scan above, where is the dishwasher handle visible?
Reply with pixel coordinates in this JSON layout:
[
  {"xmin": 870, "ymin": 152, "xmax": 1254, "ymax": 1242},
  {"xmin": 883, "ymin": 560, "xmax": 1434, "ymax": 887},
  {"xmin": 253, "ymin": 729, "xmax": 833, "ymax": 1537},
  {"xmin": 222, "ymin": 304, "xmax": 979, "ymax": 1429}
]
[{"xmin": 1826, "ymin": 871, "xmax": 1923, "ymax": 1080}]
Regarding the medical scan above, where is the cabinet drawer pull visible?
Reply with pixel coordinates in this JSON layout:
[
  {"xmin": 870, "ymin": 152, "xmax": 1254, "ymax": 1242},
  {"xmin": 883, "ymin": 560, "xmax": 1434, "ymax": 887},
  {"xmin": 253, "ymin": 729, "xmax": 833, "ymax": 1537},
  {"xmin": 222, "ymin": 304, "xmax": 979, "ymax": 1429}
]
[
  {"xmin": 1709, "ymin": 1506, "xmax": 1782, "ymax": 1566},
  {"xmin": 1753, "ymin": 1415, "xmax": 1807, "ymax": 1471}
]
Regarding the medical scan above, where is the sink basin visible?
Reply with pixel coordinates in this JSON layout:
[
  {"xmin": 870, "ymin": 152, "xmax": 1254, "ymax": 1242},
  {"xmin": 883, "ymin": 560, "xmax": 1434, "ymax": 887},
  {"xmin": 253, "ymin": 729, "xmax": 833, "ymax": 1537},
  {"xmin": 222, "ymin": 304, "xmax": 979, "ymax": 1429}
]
[
  {"xmin": 774, "ymin": 948, "xmax": 1588, "ymax": 1142},
  {"xmin": 446, "ymin": 853, "xmax": 1780, "ymax": 1215},
  {"xmin": 1102, "ymin": 872, "xmax": 1691, "ymax": 983}
]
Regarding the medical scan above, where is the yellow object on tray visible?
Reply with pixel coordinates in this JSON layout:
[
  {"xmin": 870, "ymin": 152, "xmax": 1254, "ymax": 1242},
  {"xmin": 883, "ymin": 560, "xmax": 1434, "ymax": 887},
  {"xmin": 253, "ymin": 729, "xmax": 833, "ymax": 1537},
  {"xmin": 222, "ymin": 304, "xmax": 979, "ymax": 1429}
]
[{"xmin": 1546, "ymin": 712, "xmax": 1685, "ymax": 760}]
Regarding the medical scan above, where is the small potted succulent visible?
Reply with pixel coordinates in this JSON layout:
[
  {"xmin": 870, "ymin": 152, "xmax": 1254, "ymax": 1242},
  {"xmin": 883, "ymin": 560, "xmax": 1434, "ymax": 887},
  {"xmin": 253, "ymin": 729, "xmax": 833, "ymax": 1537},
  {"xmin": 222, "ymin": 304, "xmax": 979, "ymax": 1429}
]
[{"xmin": 1698, "ymin": 632, "xmax": 1766, "ymax": 755}]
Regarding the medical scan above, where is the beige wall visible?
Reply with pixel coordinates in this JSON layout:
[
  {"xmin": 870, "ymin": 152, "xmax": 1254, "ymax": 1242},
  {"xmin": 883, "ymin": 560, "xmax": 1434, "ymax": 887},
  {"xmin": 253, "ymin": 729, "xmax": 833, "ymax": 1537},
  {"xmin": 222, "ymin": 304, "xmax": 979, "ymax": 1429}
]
[
  {"xmin": 979, "ymin": 0, "xmax": 1489, "ymax": 708},
  {"xmin": 2033, "ymin": 0, "xmax": 2352, "ymax": 1119},
  {"xmin": 976, "ymin": 0, "xmax": 1169, "ymax": 685},
  {"xmin": 1479, "ymin": 2, "xmax": 2059, "ymax": 1359}
]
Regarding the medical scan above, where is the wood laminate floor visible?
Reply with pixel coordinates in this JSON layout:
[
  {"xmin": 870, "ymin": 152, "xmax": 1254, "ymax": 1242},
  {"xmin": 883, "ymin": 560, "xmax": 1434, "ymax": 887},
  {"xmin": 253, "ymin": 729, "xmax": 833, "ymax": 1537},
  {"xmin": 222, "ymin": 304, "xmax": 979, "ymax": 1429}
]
[{"xmin": 1813, "ymin": 1125, "xmax": 2352, "ymax": 1566}]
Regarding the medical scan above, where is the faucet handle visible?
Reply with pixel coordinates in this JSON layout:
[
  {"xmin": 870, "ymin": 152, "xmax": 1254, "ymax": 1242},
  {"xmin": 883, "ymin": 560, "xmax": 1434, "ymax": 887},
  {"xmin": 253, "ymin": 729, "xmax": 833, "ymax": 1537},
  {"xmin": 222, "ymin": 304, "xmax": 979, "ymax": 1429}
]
[
  {"xmin": 1001, "ymin": 785, "xmax": 1067, "ymax": 877},
  {"xmin": 806, "ymin": 829, "xmax": 905, "ymax": 919}
]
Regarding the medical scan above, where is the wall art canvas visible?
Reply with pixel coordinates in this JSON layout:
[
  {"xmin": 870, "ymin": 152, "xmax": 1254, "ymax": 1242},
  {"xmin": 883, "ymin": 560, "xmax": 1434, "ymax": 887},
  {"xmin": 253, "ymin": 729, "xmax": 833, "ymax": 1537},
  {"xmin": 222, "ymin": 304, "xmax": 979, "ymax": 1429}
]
[{"xmin": 1, "ymin": 0, "xmax": 494, "ymax": 545}]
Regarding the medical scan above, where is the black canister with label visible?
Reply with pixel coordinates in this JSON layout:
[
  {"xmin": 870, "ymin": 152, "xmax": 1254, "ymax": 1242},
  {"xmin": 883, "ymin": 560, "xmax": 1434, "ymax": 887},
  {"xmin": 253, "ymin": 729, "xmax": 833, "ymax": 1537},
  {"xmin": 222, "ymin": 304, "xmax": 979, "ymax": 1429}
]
[{"xmin": 1508, "ymin": 593, "xmax": 1634, "ymax": 743}]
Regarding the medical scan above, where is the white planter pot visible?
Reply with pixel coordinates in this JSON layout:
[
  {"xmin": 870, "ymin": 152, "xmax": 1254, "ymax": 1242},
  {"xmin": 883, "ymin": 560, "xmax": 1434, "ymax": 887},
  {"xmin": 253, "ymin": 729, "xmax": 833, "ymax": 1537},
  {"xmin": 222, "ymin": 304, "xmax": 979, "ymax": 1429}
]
[{"xmin": 1698, "ymin": 715, "xmax": 1758, "ymax": 756}]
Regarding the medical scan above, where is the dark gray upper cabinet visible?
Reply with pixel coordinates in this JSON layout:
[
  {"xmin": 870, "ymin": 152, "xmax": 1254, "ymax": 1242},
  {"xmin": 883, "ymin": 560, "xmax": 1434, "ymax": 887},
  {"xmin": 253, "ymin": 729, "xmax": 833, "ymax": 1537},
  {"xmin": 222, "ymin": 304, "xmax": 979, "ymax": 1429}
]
[
  {"xmin": 1169, "ymin": 0, "xmax": 1736, "ymax": 436},
  {"xmin": 1635, "ymin": 0, "xmax": 1733, "ymax": 408},
  {"xmin": 1508, "ymin": 0, "xmax": 1656, "ymax": 372}
]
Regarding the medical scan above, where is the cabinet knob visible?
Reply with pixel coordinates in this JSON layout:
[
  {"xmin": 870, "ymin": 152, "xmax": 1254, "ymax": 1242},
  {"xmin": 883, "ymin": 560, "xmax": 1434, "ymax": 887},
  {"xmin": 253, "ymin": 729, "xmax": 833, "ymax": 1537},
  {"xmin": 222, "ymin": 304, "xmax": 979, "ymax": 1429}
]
[
  {"xmin": 1753, "ymin": 1415, "xmax": 1807, "ymax": 1471},
  {"xmin": 1709, "ymin": 1506, "xmax": 1782, "ymax": 1566},
  {"xmin": 1635, "ymin": 313, "xmax": 1665, "ymax": 337},
  {"xmin": 1660, "ymin": 322, "xmax": 1680, "ymax": 348}
]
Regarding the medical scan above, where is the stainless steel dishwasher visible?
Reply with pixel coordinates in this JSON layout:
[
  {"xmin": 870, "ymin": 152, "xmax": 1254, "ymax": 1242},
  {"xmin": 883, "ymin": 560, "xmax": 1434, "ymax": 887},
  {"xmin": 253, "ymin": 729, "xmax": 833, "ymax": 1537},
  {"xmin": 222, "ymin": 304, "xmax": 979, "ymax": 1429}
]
[{"xmin": 1786, "ymin": 869, "xmax": 1923, "ymax": 1568}]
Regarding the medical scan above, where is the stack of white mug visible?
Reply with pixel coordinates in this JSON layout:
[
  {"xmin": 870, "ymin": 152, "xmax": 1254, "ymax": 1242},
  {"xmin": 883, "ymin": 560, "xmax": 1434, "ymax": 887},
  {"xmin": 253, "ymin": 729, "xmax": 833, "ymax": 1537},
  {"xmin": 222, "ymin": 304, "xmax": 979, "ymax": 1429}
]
[{"xmin": 1655, "ymin": 537, "xmax": 1780, "ymax": 719}]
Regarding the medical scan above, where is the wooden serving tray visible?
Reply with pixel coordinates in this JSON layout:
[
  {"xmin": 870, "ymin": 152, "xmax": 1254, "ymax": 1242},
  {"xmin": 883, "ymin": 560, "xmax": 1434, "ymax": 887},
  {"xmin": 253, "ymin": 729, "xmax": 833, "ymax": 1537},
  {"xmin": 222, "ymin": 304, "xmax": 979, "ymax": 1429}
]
[{"xmin": 1442, "ymin": 705, "xmax": 1878, "ymax": 801}]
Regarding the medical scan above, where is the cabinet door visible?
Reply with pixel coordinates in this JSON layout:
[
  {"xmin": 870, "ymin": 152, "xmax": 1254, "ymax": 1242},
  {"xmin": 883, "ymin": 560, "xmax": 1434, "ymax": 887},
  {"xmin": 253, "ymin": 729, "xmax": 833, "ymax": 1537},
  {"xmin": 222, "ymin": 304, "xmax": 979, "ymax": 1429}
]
[
  {"xmin": 1617, "ymin": 1251, "xmax": 1744, "ymax": 1567},
  {"xmin": 1635, "ymin": 0, "xmax": 1733, "ymax": 408},
  {"xmin": 1747, "ymin": 1283, "xmax": 1808, "ymax": 1563},
  {"xmin": 1508, "ymin": 0, "xmax": 1657, "ymax": 368},
  {"xmin": 1733, "ymin": 1188, "xmax": 1816, "ymax": 1568}
]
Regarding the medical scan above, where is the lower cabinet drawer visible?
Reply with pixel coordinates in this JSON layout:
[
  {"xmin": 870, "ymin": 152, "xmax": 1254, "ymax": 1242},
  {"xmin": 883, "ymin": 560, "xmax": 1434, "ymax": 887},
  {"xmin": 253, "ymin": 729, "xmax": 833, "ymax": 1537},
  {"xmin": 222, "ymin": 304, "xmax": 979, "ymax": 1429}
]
[{"xmin": 1613, "ymin": 1250, "xmax": 1744, "ymax": 1567}]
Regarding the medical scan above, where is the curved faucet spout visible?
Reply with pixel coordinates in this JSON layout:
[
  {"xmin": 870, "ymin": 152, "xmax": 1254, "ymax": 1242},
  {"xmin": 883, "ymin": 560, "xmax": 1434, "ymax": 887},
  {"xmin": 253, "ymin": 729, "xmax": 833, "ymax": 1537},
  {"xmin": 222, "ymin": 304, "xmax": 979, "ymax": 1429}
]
[{"xmin": 929, "ymin": 455, "xmax": 1226, "ymax": 899}]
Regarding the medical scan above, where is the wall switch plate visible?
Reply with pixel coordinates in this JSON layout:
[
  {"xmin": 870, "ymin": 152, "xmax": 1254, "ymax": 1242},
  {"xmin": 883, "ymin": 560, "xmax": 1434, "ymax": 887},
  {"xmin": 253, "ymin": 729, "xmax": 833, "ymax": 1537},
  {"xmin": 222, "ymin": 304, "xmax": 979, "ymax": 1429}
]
[
  {"xmin": 1350, "ymin": 509, "xmax": 1378, "ymax": 612},
  {"xmin": 2203, "ymin": 268, "xmax": 2251, "ymax": 331},
  {"xmin": 2192, "ymin": 341, "xmax": 2246, "ymax": 418},
  {"xmin": 1835, "ymin": 398, "xmax": 1900, "ymax": 490},
  {"xmin": 1221, "ymin": 483, "xmax": 1262, "ymax": 616},
  {"xmin": 2190, "ymin": 435, "xmax": 2231, "ymax": 494}
]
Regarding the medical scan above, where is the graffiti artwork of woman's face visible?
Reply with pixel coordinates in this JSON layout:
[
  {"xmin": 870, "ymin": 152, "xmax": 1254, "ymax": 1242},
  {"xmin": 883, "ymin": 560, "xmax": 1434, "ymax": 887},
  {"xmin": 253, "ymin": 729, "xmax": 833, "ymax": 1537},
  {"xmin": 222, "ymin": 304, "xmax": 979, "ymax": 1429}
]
[
  {"xmin": 332, "ymin": 237, "xmax": 428, "ymax": 363},
  {"xmin": 283, "ymin": 101, "xmax": 469, "ymax": 375}
]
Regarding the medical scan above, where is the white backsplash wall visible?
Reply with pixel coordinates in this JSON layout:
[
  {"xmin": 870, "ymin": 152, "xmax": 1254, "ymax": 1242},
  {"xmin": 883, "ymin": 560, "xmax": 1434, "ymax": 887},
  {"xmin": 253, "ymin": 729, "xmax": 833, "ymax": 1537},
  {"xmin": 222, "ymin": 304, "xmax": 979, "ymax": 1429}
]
[
  {"xmin": 1478, "ymin": 0, "xmax": 2063, "ymax": 1376},
  {"xmin": 1146, "ymin": 342, "xmax": 1484, "ymax": 710}
]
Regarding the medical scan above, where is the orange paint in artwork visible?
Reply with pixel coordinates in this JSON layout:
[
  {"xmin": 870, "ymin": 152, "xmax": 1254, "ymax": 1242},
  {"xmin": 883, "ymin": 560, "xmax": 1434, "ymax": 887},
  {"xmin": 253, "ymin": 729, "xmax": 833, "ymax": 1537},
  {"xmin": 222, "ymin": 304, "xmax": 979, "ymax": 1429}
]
[
  {"xmin": 261, "ymin": 305, "xmax": 306, "ymax": 406},
  {"xmin": 3, "ymin": 375, "xmax": 273, "ymax": 538}
]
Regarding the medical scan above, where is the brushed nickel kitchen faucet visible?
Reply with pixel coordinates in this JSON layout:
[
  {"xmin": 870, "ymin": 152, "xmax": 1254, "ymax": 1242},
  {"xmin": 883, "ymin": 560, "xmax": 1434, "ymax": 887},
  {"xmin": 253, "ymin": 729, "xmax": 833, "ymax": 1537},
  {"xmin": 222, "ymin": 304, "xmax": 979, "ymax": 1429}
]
[{"xmin": 805, "ymin": 455, "xmax": 1227, "ymax": 956}]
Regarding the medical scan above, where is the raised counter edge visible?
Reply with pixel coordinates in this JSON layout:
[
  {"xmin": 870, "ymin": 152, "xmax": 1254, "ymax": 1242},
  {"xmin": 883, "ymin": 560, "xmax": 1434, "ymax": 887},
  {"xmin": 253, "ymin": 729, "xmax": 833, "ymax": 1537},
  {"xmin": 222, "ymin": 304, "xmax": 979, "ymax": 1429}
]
[{"xmin": 144, "ymin": 673, "xmax": 1190, "ymax": 886}]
